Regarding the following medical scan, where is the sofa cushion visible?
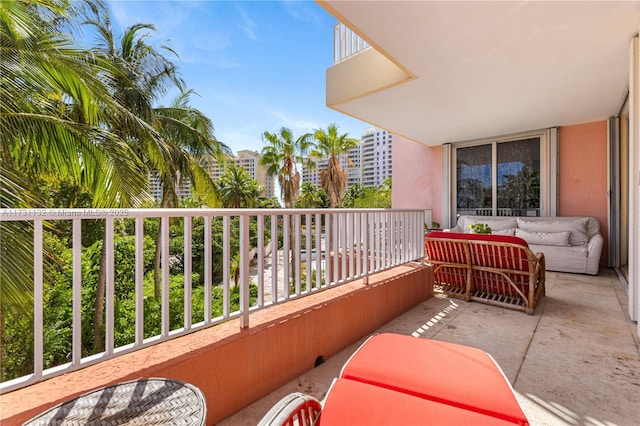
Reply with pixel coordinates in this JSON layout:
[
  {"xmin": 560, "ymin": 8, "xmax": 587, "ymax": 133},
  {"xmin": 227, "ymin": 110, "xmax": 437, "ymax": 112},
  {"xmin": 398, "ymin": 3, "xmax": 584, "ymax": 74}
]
[
  {"xmin": 515, "ymin": 229, "xmax": 571, "ymax": 246},
  {"xmin": 517, "ymin": 217, "xmax": 589, "ymax": 246},
  {"xmin": 462, "ymin": 217, "xmax": 518, "ymax": 233},
  {"xmin": 492, "ymin": 228, "xmax": 516, "ymax": 236}
]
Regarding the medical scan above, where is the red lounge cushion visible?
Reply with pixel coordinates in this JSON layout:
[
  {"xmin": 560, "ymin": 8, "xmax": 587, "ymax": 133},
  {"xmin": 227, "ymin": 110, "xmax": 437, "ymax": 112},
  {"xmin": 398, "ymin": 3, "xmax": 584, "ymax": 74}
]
[
  {"xmin": 340, "ymin": 333, "xmax": 529, "ymax": 426},
  {"xmin": 317, "ymin": 379, "xmax": 521, "ymax": 426}
]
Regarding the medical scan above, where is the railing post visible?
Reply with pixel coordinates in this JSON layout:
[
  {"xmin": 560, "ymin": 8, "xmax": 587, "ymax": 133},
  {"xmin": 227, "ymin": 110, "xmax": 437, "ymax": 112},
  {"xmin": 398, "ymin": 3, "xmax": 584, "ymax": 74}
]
[
  {"xmin": 33, "ymin": 219, "xmax": 44, "ymax": 379},
  {"xmin": 105, "ymin": 217, "xmax": 114, "ymax": 355},
  {"xmin": 204, "ymin": 215, "xmax": 212, "ymax": 323},
  {"xmin": 161, "ymin": 216, "xmax": 170, "ymax": 337},
  {"xmin": 283, "ymin": 214, "xmax": 290, "ymax": 299},
  {"xmin": 271, "ymin": 214, "xmax": 278, "ymax": 303},
  {"xmin": 239, "ymin": 214, "xmax": 250, "ymax": 329},
  {"xmin": 135, "ymin": 217, "xmax": 144, "ymax": 345},
  {"xmin": 223, "ymin": 216, "xmax": 230, "ymax": 317},
  {"xmin": 364, "ymin": 212, "xmax": 370, "ymax": 285},
  {"xmin": 184, "ymin": 216, "xmax": 193, "ymax": 329},
  {"xmin": 315, "ymin": 213, "xmax": 322, "ymax": 289},
  {"xmin": 305, "ymin": 213, "xmax": 312, "ymax": 293},
  {"xmin": 72, "ymin": 219, "xmax": 82, "ymax": 364},
  {"xmin": 294, "ymin": 214, "xmax": 301, "ymax": 295},
  {"xmin": 257, "ymin": 215, "xmax": 265, "ymax": 307}
]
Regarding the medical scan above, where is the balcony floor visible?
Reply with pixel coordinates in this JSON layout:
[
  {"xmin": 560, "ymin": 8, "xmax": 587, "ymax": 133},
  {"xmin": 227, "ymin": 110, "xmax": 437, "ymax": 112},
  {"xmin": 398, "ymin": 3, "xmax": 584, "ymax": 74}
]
[{"xmin": 220, "ymin": 268, "xmax": 640, "ymax": 425}]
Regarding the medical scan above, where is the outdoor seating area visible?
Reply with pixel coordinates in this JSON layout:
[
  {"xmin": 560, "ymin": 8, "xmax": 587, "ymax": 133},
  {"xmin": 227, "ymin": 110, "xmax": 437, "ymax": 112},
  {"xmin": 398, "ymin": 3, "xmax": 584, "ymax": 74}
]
[
  {"xmin": 449, "ymin": 216, "xmax": 604, "ymax": 275},
  {"xmin": 259, "ymin": 333, "xmax": 529, "ymax": 425},
  {"xmin": 424, "ymin": 231, "xmax": 546, "ymax": 314}
]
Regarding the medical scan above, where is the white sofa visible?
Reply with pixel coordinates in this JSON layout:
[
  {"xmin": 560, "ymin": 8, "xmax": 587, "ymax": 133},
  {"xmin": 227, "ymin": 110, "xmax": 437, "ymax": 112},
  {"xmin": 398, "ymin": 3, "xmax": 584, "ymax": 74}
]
[{"xmin": 448, "ymin": 216, "xmax": 604, "ymax": 275}]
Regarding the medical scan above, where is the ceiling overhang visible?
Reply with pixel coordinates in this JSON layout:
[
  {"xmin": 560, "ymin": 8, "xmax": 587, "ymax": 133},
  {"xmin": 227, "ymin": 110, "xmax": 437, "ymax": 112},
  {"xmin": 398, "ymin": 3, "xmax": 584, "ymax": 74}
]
[{"xmin": 320, "ymin": 1, "xmax": 640, "ymax": 146}]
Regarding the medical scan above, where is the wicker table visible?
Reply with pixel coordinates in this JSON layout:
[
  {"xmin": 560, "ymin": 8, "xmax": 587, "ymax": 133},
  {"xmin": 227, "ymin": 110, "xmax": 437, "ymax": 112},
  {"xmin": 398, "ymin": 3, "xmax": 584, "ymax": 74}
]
[{"xmin": 23, "ymin": 378, "xmax": 206, "ymax": 425}]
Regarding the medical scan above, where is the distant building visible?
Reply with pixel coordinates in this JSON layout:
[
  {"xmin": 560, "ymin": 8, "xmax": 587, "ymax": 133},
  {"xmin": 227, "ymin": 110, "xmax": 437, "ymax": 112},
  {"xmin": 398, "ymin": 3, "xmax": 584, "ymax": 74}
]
[
  {"xmin": 235, "ymin": 150, "xmax": 275, "ymax": 198},
  {"xmin": 148, "ymin": 150, "xmax": 274, "ymax": 202},
  {"xmin": 302, "ymin": 127, "xmax": 392, "ymax": 189},
  {"xmin": 361, "ymin": 127, "xmax": 392, "ymax": 187},
  {"xmin": 147, "ymin": 171, "xmax": 191, "ymax": 202}
]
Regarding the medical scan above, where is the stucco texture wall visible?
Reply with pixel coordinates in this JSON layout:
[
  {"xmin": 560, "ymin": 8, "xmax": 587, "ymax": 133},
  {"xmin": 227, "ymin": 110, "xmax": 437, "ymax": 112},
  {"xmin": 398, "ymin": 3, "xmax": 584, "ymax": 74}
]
[
  {"xmin": 392, "ymin": 135, "xmax": 443, "ymax": 226},
  {"xmin": 391, "ymin": 122, "xmax": 608, "ymax": 264},
  {"xmin": 559, "ymin": 121, "xmax": 608, "ymax": 264}
]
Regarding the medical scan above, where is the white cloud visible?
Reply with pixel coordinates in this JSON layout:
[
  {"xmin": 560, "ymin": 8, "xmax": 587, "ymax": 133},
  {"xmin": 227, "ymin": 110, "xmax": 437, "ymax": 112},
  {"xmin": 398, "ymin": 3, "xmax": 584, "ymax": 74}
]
[
  {"xmin": 264, "ymin": 107, "xmax": 321, "ymax": 132},
  {"xmin": 281, "ymin": 0, "xmax": 324, "ymax": 28},
  {"xmin": 236, "ymin": 5, "xmax": 258, "ymax": 41}
]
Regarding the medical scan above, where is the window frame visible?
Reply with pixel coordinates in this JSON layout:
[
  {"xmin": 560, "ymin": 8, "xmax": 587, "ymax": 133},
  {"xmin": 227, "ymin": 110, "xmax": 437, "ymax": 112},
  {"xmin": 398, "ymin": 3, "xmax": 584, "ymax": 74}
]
[{"xmin": 447, "ymin": 128, "xmax": 557, "ymax": 223}]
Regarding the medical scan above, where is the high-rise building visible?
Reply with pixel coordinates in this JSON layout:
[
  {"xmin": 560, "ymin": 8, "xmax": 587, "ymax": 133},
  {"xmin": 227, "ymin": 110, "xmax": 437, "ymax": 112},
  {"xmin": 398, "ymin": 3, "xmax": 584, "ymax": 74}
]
[
  {"xmin": 235, "ymin": 150, "xmax": 275, "ymax": 198},
  {"xmin": 361, "ymin": 127, "xmax": 392, "ymax": 187},
  {"xmin": 147, "ymin": 171, "xmax": 192, "ymax": 202},
  {"xmin": 302, "ymin": 127, "xmax": 391, "ymax": 189}
]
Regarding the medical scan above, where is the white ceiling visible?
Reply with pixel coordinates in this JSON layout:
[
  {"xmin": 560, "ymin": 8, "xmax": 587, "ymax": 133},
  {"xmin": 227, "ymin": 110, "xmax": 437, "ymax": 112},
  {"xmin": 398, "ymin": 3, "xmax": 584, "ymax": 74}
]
[{"xmin": 321, "ymin": 1, "xmax": 640, "ymax": 146}]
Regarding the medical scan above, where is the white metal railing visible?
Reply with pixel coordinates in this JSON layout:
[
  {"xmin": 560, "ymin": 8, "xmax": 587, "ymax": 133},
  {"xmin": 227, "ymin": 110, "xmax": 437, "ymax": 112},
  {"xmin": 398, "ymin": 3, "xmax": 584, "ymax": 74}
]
[
  {"xmin": 0, "ymin": 208, "xmax": 424, "ymax": 393},
  {"xmin": 456, "ymin": 208, "xmax": 541, "ymax": 217},
  {"xmin": 334, "ymin": 23, "xmax": 370, "ymax": 63}
]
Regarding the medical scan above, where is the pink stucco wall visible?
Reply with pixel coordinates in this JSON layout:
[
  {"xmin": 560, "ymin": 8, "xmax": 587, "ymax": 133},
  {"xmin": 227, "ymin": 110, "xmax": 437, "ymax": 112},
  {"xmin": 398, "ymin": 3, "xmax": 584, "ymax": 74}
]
[
  {"xmin": 391, "ymin": 135, "xmax": 443, "ymax": 226},
  {"xmin": 559, "ymin": 121, "xmax": 609, "ymax": 264},
  {"xmin": 392, "ymin": 121, "xmax": 609, "ymax": 263}
]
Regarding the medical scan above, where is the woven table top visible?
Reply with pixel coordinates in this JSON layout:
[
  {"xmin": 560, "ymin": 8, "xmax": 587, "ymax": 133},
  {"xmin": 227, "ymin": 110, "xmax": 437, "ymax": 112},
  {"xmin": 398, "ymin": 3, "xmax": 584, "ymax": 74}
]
[{"xmin": 23, "ymin": 378, "xmax": 206, "ymax": 425}]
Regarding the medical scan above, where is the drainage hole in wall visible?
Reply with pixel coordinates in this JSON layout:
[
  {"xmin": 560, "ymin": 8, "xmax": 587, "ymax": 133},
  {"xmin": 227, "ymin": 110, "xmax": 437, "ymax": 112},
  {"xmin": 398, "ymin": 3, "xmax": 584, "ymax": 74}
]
[{"xmin": 314, "ymin": 356, "xmax": 325, "ymax": 367}]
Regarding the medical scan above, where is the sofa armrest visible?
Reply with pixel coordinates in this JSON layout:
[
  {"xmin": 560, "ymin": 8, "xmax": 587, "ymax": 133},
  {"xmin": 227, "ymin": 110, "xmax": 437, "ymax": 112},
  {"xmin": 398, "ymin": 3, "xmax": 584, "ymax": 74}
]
[{"xmin": 585, "ymin": 234, "xmax": 604, "ymax": 275}]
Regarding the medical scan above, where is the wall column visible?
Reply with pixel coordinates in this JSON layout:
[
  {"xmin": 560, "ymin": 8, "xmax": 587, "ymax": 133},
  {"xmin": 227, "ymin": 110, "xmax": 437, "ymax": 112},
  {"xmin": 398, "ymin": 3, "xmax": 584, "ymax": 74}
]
[{"xmin": 628, "ymin": 36, "xmax": 639, "ymax": 326}]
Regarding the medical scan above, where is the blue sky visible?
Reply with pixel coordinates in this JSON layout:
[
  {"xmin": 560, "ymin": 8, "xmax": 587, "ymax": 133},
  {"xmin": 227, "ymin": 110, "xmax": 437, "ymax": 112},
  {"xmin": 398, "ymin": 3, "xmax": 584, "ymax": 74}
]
[{"xmin": 105, "ymin": 0, "xmax": 370, "ymax": 154}]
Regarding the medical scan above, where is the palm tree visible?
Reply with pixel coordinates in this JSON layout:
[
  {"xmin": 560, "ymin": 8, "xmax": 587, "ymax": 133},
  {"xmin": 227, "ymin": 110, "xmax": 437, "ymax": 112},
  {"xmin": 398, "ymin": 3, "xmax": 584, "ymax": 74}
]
[
  {"xmin": 216, "ymin": 164, "xmax": 264, "ymax": 208},
  {"xmin": 259, "ymin": 127, "xmax": 314, "ymax": 208},
  {"xmin": 311, "ymin": 124, "xmax": 359, "ymax": 208},
  {"xmin": 1, "ymin": 0, "xmax": 148, "ymax": 315},
  {"xmin": 85, "ymin": 12, "xmax": 189, "ymax": 352},
  {"xmin": 296, "ymin": 182, "xmax": 322, "ymax": 208},
  {"xmin": 151, "ymin": 89, "xmax": 229, "ymax": 299},
  {"xmin": 260, "ymin": 127, "xmax": 314, "ymax": 285}
]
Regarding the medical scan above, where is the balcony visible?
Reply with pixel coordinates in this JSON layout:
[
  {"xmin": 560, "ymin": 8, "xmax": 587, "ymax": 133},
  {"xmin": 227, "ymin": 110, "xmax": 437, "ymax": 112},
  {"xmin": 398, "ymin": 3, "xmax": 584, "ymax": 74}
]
[
  {"xmin": 333, "ymin": 23, "xmax": 369, "ymax": 63},
  {"xmin": 2, "ymin": 209, "xmax": 638, "ymax": 424}
]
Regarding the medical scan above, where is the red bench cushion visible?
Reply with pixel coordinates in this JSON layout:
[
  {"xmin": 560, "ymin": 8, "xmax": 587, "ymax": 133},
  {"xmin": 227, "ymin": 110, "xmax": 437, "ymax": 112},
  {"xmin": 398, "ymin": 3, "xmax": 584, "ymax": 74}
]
[
  {"xmin": 317, "ymin": 378, "xmax": 521, "ymax": 426},
  {"xmin": 426, "ymin": 231, "xmax": 529, "ymax": 248},
  {"xmin": 340, "ymin": 333, "xmax": 529, "ymax": 426}
]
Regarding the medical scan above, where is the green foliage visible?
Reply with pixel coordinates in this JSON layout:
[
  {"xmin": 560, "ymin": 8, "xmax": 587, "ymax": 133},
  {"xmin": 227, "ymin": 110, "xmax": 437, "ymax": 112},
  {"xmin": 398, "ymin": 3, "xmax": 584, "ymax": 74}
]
[
  {"xmin": 295, "ymin": 182, "xmax": 328, "ymax": 208},
  {"xmin": 344, "ymin": 179, "xmax": 392, "ymax": 208},
  {"xmin": 216, "ymin": 164, "xmax": 264, "ymax": 208},
  {"xmin": 1, "ymin": 227, "xmax": 259, "ymax": 382},
  {"xmin": 468, "ymin": 223, "xmax": 492, "ymax": 234}
]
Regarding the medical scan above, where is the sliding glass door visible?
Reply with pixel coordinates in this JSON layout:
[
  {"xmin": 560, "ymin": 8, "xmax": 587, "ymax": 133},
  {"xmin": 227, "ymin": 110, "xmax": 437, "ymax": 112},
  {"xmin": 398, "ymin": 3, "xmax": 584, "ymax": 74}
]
[{"xmin": 456, "ymin": 137, "xmax": 542, "ymax": 217}]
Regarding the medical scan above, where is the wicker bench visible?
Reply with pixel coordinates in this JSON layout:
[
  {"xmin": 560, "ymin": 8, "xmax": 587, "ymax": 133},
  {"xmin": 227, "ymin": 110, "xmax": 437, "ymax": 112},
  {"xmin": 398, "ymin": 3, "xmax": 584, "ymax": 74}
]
[{"xmin": 424, "ymin": 232, "xmax": 545, "ymax": 314}]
